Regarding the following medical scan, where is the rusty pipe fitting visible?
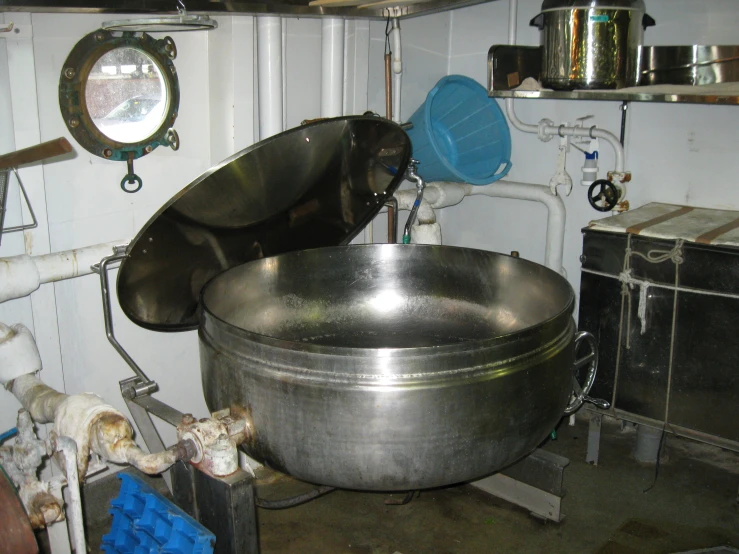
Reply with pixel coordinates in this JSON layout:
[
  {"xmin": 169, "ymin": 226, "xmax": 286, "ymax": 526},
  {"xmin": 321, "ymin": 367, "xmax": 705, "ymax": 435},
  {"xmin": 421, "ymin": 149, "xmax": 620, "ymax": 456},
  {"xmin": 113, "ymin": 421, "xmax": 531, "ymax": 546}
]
[
  {"xmin": 89, "ymin": 412, "xmax": 192, "ymax": 475},
  {"xmin": 27, "ymin": 490, "xmax": 64, "ymax": 529}
]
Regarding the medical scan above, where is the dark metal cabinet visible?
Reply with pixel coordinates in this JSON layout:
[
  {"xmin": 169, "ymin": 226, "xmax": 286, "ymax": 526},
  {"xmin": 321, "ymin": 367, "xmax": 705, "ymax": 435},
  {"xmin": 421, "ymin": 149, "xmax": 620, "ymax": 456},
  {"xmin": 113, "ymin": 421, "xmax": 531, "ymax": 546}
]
[{"xmin": 578, "ymin": 228, "xmax": 739, "ymax": 449}]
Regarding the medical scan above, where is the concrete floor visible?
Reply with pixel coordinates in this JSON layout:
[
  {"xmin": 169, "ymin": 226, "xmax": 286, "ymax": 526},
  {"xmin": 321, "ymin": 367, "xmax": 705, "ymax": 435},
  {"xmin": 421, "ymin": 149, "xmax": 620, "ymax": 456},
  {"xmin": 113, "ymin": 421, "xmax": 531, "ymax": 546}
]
[
  {"xmin": 82, "ymin": 415, "xmax": 739, "ymax": 553},
  {"xmin": 255, "ymin": 416, "xmax": 739, "ymax": 554}
]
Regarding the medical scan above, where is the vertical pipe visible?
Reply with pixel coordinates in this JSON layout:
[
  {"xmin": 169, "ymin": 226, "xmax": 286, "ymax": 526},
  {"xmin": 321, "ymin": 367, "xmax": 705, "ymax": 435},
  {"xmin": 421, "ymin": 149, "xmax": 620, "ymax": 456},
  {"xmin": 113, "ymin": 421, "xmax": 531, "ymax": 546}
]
[
  {"xmin": 390, "ymin": 18, "xmax": 402, "ymax": 123},
  {"xmin": 508, "ymin": 0, "xmax": 517, "ymax": 45},
  {"xmin": 257, "ymin": 16, "xmax": 284, "ymax": 140},
  {"xmin": 282, "ymin": 18, "xmax": 288, "ymax": 132},
  {"xmin": 384, "ymin": 54, "xmax": 392, "ymax": 120},
  {"xmin": 385, "ymin": 198, "xmax": 398, "ymax": 243},
  {"xmin": 56, "ymin": 436, "xmax": 86, "ymax": 554},
  {"xmin": 321, "ymin": 18, "xmax": 345, "ymax": 118}
]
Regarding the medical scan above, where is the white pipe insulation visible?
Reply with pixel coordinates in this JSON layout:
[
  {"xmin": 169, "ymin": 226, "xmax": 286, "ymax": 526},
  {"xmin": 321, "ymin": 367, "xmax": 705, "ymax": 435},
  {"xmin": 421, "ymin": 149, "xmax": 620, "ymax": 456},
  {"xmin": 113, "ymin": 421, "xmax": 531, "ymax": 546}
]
[
  {"xmin": 257, "ymin": 16, "xmax": 284, "ymax": 139},
  {"xmin": 0, "ymin": 240, "xmax": 125, "ymax": 304},
  {"xmin": 390, "ymin": 18, "xmax": 402, "ymax": 123},
  {"xmin": 504, "ymin": 0, "xmax": 626, "ymax": 176},
  {"xmin": 394, "ymin": 182, "xmax": 566, "ymax": 273},
  {"xmin": 54, "ymin": 436, "xmax": 86, "ymax": 554},
  {"xmin": 321, "ymin": 19, "xmax": 345, "ymax": 118},
  {"xmin": 462, "ymin": 181, "xmax": 566, "ymax": 274},
  {"xmin": 394, "ymin": 189, "xmax": 440, "ymax": 245}
]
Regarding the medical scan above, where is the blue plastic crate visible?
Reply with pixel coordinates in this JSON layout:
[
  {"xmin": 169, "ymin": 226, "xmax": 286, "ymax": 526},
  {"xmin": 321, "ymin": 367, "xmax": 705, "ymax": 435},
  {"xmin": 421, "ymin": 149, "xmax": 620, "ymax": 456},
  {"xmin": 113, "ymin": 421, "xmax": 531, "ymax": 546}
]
[{"xmin": 102, "ymin": 473, "xmax": 215, "ymax": 554}]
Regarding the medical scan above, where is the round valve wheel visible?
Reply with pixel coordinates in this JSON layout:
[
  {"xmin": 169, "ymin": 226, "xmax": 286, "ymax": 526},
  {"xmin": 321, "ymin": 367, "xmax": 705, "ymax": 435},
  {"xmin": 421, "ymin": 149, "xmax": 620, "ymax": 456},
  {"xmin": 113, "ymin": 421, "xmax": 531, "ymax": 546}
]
[{"xmin": 587, "ymin": 179, "xmax": 620, "ymax": 212}]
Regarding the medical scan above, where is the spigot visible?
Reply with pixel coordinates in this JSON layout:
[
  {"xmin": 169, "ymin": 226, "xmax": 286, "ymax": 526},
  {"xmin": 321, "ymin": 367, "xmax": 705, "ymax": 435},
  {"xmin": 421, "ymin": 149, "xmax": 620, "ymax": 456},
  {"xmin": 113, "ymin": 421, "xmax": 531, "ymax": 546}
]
[{"xmin": 402, "ymin": 159, "xmax": 426, "ymax": 244}]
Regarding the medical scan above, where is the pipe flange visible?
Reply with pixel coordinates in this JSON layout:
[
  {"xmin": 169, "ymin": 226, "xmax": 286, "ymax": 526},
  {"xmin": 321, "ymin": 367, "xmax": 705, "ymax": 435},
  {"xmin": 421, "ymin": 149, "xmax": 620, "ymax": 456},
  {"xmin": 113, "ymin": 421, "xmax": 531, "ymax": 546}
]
[
  {"xmin": 538, "ymin": 119, "xmax": 555, "ymax": 142},
  {"xmin": 177, "ymin": 414, "xmax": 239, "ymax": 477}
]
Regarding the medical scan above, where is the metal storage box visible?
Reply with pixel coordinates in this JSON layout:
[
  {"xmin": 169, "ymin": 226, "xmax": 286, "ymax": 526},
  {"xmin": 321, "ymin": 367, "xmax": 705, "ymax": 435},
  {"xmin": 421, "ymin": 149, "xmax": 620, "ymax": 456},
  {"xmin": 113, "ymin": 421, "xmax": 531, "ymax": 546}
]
[{"xmin": 578, "ymin": 203, "xmax": 739, "ymax": 451}]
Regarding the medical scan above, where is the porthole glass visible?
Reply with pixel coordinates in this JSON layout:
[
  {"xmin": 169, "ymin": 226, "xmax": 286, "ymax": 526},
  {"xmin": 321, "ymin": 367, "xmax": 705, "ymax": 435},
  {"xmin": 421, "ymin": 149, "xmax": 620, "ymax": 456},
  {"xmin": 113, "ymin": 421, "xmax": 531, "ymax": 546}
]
[
  {"xmin": 86, "ymin": 48, "xmax": 168, "ymax": 144},
  {"xmin": 59, "ymin": 29, "xmax": 181, "ymax": 193}
]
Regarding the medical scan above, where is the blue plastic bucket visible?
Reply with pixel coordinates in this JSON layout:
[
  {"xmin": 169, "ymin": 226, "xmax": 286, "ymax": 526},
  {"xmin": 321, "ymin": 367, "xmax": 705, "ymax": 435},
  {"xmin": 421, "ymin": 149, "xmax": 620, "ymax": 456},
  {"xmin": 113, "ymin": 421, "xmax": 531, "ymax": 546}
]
[{"xmin": 405, "ymin": 75, "xmax": 512, "ymax": 185}]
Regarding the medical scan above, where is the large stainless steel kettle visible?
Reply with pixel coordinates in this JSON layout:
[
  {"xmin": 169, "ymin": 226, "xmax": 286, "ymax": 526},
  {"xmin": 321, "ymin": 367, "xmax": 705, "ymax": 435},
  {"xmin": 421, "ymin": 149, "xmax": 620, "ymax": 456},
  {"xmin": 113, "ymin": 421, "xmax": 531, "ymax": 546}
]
[{"xmin": 531, "ymin": 0, "xmax": 656, "ymax": 90}]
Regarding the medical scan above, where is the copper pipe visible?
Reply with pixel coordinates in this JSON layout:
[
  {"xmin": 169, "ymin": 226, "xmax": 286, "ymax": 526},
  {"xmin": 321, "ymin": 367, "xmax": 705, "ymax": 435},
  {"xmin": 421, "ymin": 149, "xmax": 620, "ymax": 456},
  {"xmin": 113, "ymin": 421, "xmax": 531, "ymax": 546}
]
[
  {"xmin": 385, "ymin": 198, "xmax": 397, "ymax": 243},
  {"xmin": 384, "ymin": 53, "xmax": 392, "ymax": 120}
]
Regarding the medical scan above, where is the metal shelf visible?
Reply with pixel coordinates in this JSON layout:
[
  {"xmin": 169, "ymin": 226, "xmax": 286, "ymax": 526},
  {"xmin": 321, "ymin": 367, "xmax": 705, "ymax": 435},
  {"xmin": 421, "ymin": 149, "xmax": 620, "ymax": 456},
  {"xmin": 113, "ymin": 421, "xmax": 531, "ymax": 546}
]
[
  {"xmin": 0, "ymin": 0, "xmax": 496, "ymax": 20},
  {"xmin": 486, "ymin": 45, "xmax": 739, "ymax": 106},
  {"xmin": 488, "ymin": 86, "xmax": 739, "ymax": 106}
]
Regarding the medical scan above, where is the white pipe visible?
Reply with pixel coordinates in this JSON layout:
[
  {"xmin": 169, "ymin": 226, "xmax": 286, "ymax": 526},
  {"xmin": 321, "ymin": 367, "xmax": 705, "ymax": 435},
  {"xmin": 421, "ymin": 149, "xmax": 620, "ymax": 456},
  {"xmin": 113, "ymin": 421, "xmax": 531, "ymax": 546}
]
[
  {"xmin": 282, "ymin": 18, "xmax": 288, "ymax": 132},
  {"xmin": 462, "ymin": 181, "xmax": 566, "ymax": 273},
  {"xmin": 0, "ymin": 240, "xmax": 124, "ymax": 304},
  {"xmin": 391, "ymin": 18, "xmax": 402, "ymax": 123},
  {"xmin": 257, "ymin": 16, "xmax": 284, "ymax": 139},
  {"xmin": 392, "ymin": 74, "xmax": 402, "ymax": 124},
  {"xmin": 508, "ymin": 0, "xmax": 517, "ymax": 45},
  {"xmin": 504, "ymin": 99, "xmax": 538, "ymax": 133},
  {"xmin": 54, "ymin": 436, "xmax": 86, "ymax": 554},
  {"xmin": 544, "ymin": 126, "xmax": 624, "ymax": 173},
  {"xmin": 504, "ymin": 0, "xmax": 625, "ymax": 175},
  {"xmin": 9, "ymin": 373, "xmax": 66, "ymax": 423},
  {"xmin": 505, "ymin": 0, "xmax": 537, "ymax": 133},
  {"xmin": 11, "ymin": 371, "xmax": 182, "ymax": 476},
  {"xmin": 321, "ymin": 18, "xmax": 345, "ymax": 118},
  {"xmin": 397, "ymin": 181, "xmax": 566, "ymax": 273},
  {"xmin": 505, "ymin": 101, "xmax": 625, "ymax": 173},
  {"xmin": 394, "ymin": 189, "xmax": 436, "ymax": 224}
]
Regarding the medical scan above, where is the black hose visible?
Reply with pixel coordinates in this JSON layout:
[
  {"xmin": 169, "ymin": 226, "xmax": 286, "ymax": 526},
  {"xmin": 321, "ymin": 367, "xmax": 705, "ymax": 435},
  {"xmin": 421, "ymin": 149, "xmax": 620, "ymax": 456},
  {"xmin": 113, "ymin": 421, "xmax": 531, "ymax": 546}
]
[{"xmin": 255, "ymin": 486, "xmax": 336, "ymax": 510}]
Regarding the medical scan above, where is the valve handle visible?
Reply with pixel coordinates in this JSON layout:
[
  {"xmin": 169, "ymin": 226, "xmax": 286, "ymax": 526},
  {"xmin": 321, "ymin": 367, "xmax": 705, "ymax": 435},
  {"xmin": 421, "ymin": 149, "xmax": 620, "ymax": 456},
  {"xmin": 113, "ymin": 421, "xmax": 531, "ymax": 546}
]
[
  {"xmin": 587, "ymin": 179, "xmax": 619, "ymax": 212},
  {"xmin": 564, "ymin": 331, "xmax": 611, "ymax": 414}
]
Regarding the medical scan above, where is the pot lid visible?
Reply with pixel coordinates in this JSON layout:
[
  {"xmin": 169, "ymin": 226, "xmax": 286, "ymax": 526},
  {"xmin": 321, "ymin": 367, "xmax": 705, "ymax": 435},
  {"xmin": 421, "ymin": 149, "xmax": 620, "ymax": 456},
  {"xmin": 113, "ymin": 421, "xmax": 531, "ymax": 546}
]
[
  {"xmin": 541, "ymin": 0, "xmax": 645, "ymax": 10},
  {"xmin": 117, "ymin": 116, "xmax": 411, "ymax": 331}
]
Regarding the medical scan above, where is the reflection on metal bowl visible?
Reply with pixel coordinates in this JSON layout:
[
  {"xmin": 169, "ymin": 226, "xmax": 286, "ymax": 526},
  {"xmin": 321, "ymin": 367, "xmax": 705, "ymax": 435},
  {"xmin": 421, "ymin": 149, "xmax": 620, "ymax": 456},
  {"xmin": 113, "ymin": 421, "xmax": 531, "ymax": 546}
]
[
  {"xmin": 641, "ymin": 45, "xmax": 739, "ymax": 86},
  {"xmin": 200, "ymin": 244, "xmax": 577, "ymax": 491}
]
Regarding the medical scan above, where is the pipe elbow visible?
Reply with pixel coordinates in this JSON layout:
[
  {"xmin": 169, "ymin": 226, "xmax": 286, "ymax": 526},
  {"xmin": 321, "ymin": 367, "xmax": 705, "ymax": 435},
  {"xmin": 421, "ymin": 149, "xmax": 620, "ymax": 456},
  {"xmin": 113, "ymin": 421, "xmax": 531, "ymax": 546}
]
[
  {"xmin": 416, "ymin": 200, "xmax": 436, "ymax": 224},
  {"xmin": 0, "ymin": 324, "xmax": 43, "ymax": 386},
  {"xmin": 0, "ymin": 256, "xmax": 41, "ymax": 304},
  {"xmin": 424, "ymin": 182, "xmax": 467, "ymax": 209},
  {"xmin": 90, "ymin": 413, "xmax": 189, "ymax": 474},
  {"xmin": 121, "ymin": 440, "xmax": 180, "ymax": 475}
]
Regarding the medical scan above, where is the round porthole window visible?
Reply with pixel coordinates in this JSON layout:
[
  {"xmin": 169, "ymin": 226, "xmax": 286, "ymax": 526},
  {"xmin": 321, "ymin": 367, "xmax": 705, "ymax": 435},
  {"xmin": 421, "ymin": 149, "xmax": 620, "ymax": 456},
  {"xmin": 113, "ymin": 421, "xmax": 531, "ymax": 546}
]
[{"xmin": 59, "ymin": 30, "xmax": 181, "ymax": 193}]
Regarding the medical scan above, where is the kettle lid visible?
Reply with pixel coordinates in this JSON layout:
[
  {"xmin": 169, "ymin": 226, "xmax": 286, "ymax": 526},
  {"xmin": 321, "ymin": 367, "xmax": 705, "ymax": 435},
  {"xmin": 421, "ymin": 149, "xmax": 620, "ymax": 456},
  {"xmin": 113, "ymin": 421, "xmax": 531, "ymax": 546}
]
[{"xmin": 116, "ymin": 116, "xmax": 411, "ymax": 331}]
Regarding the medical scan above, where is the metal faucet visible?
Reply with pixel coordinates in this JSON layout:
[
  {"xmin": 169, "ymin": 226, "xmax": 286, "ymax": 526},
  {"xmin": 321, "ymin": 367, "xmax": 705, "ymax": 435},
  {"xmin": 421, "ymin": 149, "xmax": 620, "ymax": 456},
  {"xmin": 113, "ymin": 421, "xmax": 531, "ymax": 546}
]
[{"xmin": 402, "ymin": 158, "xmax": 426, "ymax": 244}]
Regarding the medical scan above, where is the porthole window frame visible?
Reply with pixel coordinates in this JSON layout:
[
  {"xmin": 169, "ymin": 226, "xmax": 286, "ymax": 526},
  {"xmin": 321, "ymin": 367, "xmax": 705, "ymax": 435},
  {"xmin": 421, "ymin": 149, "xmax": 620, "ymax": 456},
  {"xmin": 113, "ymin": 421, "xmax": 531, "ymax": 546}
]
[{"xmin": 59, "ymin": 29, "xmax": 180, "ymax": 167}]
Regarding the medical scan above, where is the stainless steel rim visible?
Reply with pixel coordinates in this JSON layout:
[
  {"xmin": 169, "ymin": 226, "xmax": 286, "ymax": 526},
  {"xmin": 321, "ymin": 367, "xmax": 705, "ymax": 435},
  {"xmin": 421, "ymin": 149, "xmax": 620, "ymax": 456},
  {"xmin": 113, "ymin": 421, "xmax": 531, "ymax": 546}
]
[{"xmin": 200, "ymin": 243, "xmax": 576, "ymax": 356}]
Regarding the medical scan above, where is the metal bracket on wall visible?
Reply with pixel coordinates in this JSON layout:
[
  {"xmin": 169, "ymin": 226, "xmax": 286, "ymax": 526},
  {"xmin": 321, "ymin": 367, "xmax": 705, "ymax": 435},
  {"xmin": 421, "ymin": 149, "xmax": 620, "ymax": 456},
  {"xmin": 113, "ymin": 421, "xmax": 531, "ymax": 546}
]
[{"xmin": 0, "ymin": 168, "xmax": 38, "ymax": 246}]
